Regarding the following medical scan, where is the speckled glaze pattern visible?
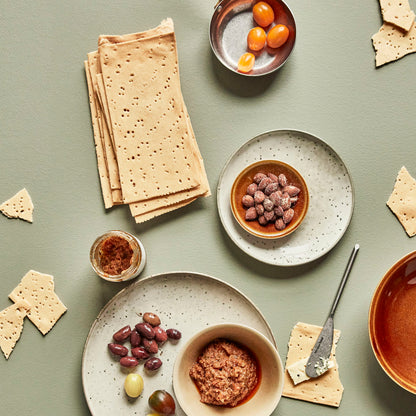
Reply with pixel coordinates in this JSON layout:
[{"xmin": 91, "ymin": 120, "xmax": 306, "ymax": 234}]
[
  {"xmin": 217, "ymin": 130, "xmax": 354, "ymax": 266},
  {"xmin": 82, "ymin": 272, "xmax": 275, "ymax": 415}
]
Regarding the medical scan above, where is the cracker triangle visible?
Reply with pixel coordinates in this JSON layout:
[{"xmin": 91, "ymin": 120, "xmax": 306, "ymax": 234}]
[
  {"xmin": 387, "ymin": 166, "xmax": 416, "ymax": 237},
  {"xmin": 0, "ymin": 300, "xmax": 31, "ymax": 359},
  {"xmin": 0, "ymin": 188, "xmax": 34, "ymax": 223},
  {"xmin": 9, "ymin": 270, "xmax": 67, "ymax": 335}
]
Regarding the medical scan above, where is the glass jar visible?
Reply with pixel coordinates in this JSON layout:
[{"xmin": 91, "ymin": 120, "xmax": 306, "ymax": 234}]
[{"xmin": 89, "ymin": 230, "xmax": 146, "ymax": 282}]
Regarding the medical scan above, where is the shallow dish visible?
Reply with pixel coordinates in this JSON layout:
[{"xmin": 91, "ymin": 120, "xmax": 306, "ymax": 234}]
[
  {"xmin": 173, "ymin": 323, "xmax": 284, "ymax": 416},
  {"xmin": 217, "ymin": 129, "xmax": 354, "ymax": 266},
  {"xmin": 230, "ymin": 160, "xmax": 309, "ymax": 239},
  {"xmin": 369, "ymin": 251, "xmax": 416, "ymax": 395},
  {"xmin": 210, "ymin": 0, "xmax": 296, "ymax": 76},
  {"xmin": 82, "ymin": 272, "xmax": 275, "ymax": 415}
]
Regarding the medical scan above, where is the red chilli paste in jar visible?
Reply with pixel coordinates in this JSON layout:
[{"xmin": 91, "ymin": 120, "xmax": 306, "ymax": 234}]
[
  {"xmin": 99, "ymin": 236, "xmax": 133, "ymax": 275},
  {"xmin": 189, "ymin": 338, "xmax": 261, "ymax": 408}
]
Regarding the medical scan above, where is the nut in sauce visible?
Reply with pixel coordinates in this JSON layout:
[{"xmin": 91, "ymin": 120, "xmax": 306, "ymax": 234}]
[{"xmin": 89, "ymin": 230, "xmax": 146, "ymax": 281}]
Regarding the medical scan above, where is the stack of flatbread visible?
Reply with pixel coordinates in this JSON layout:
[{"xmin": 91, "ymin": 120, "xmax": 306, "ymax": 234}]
[
  {"xmin": 372, "ymin": 0, "xmax": 416, "ymax": 66},
  {"xmin": 84, "ymin": 18, "xmax": 210, "ymax": 222}
]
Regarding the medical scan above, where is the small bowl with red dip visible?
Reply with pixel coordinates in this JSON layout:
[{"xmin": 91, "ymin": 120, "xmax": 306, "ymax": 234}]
[
  {"xmin": 230, "ymin": 160, "xmax": 309, "ymax": 239},
  {"xmin": 173, "ymin": 323, "xmax": 284, "ymax": 416},
  {"xmin": 369, "ymin": 250, "xmax": 416, "ymax": 395},
  {"xmin": 89, "ymin": 230, "xmax": 146, "ymax": 282}
]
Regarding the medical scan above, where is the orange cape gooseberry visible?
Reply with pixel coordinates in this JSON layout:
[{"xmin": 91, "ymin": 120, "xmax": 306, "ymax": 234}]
[
  {"xmin": 252, "ymin": 1, "xmax": 275, "ymax": 27},
  {"xmin": 247, "ymin": 27, "xmax": 266, "ymax": 51},
  {"xmin": 266, "ymin": 24, "xmax": 289, "ymax": 48},
  {"xmin": 237, "ymin": 52, "xmax": 255, "ymax": 73}
]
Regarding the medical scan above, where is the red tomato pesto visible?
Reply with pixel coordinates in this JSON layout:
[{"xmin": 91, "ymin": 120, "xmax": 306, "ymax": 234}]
[
  {"xmin": 99, "ymin": 236, "xmax": 133, "ymax": 275},
  {"xmin": 189, "ymin": 339, "xmax": 260, "ymax": 407}
]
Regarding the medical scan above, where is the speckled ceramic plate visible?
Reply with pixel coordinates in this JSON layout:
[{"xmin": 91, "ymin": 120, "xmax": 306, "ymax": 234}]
[
  {"xmin": 217, "ymin": 130, "xmax": 354, "ymax": 266},
  {"xmin": 82, "ymin": 271, "xmax": 275, "ymax": 415}
]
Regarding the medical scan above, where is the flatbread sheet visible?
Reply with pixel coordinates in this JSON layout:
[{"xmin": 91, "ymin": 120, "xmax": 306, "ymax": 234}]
[
  {"xmin": 98, "ymin": 19, "xmax": 201, "ymax": 203},
  {"xmin": 282, "ymin": 322, "xmax": 344, "ymax": 407}
]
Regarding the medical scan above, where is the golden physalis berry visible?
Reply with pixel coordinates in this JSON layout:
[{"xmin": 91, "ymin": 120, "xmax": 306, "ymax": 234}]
[
  {"xmin": 247, "ymin": 27, "xmax": 266, "ymax": 51},
  {"xmin": 252, "ymin": 1, "xmax": 275, "ymax": 27},
  {"xmin": 266, "ymin": 24, "xmax": 289, "ymax": 48},
  {"xmin": 237, "ymin": 52, "xmax": 255, "ymax": 73}
]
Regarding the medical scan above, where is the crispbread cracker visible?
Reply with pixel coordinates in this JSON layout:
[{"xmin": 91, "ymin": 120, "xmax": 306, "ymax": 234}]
[
  {"xmin": 85, "ymin": 60, "xmax": 114, "ymax": 209},
  {"xmin": 0, "ymin": 188, "xmax": 34, "ymax": 223},
  {"xmin": 282, "ymin": 322, "xmax": 344, "ymax": 407},
  {"xmin": 379, "ymin": 0, "xmax": 415, "ymax": 32},
  {"xmin": 0, "ymin": 300, "xmax": 31, "ymax": 359},
  {"xmin": 98, "ymin": 22, "xmax": 201, "ymax": 203},
  {"xmin": 9, "ymin": 270, "xmax": 67, "ymax": 335},
  {"xmin": 372, "ymin": 21, "xmax": 416, "ymax": 66},
  {"xmin": 387, "ymin": 166, "xmax": 416, "ymax": 237}
]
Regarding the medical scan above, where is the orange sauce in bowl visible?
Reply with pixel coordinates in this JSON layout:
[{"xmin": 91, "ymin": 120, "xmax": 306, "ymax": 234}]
[{"xmin": 369, "ymin": 251, "xmax": 416, "ymax": 394}]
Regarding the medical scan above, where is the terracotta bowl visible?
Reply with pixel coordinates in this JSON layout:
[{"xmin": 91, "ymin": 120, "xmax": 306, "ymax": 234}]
[
  {"xmin": 173, "ymin": 323, "xmax": 284, "ymax": 416},
  {"xmin": 230, "ymin": 160, "xmax": 309, "ymax": 239},
  {"xmin": 369, "ymin": 250, "xmax": 416, "ymax": 394}
]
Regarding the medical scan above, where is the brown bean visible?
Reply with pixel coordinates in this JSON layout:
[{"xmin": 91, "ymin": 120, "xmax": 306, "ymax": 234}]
[
  {"xmin": 131, "ymin": 347, "xmax": 150, "ymax": 360},
  {"xmin": 144, "ymin": 357, "xmax": 162, "ymax": 371},
  {"xmin": 108, "ymin": 343, "xmax": 128, "ymax": 357},
  {"xmin": 263, "ymin": 198, "xmax": 274, "ymax": 211},
  {"xmin": 253, "ymin": 172, "xmax": 267, "ymax": 184},
  {"xmin": 143, "ymin": 312, "xmax": 161, "ymax": 327},
  {"xmin": 274, "ymin": 205, "xmax": 284, "ymax": 217},
  {"xmin": 283, "ymin": 185, "xmax": 300, "ymax": 197},
  {"xmin": 264, "ymin": 182, "xmax": 279, "ymax": 196},
  {"xmin": 120, "ymin": 356, "xmax": 139, "ymax": 368},
  {"xmin": 253, "ymin": 190, "xmax": 265, "ymax": 204},
  {"xmin": 143, "ymin": 339, "xmax": 159, "ymax": 354},
  {"xmin": 242, "ymin": 195, "xmax": 254, "ymax": 208},
  {"xmin": 255, "ymin": 204, "xmax": 264, "ymax": 216},
  {"xmin": 258, "ymin": 215, "xmax": 268, "ymax": 226},
  {"xmin": 275, "ymin": 218, "xmax": 286, "ymax": 230},
  {"xmin": 113, "ymin": 325, "xmax": 131, "ymax": 343},
  {"xmin": 246, "ymin": 183, "xmax": 258, "ymax": 196},
  {"xmin": 280, "ymin": 193, "xmax": 291, "ymax": 210},
  {"xmin": 290, "ymin": 196, "xmax": 298, "ymax": 206},
  {"xmin": 245, "ymin": 207, "xmax": 257, "ymax": 221},
  {"xmin": 283, "ymin": 208, "xmax": 295, "ymax": 224},
  {"xmin": 166, "ymin": 328, "xmax": 182, "ymax": 340},
  {"xmin": 264, "ymin": 210, "xmax": 276, "ymax": 222},
  {"xmin": 135, "ymin": 322, "xmax": 155, "ymax": 340},
  {"xmin": 269, "ymin": 191, "xmax": 282, "ymax": 206},
  {"xmin": 130, "ymin": 330, "xmax": 142, "ymax": 348},
  {"xmin": 278, "ymin": 173, "xmax": 288, "ymax": 187},
  {"xmin": 267, "ymin": 172, "xmax": 278, "ymax": 182},
  {"xmin": 258, "ymin": 177, "xmax": 273, "ymax": 190},
  {"xmin": 154, "ymin": 326, "xmax": 168, "ymax": 343}
]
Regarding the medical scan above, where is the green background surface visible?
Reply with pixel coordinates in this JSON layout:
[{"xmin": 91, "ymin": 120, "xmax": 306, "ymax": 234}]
[{"xmin": 1, "ymin": 0, "xmax": 415, "ymax": 414}]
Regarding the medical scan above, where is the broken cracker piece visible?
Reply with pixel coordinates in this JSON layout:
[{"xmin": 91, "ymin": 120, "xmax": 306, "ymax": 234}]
[
  {"xmin": 372, "ymin": 21, "xmax": 416, "ymax": 67},
  {"xmin": 379, "ymin": 0, "xmax": 415, "ymax": 32},
  {"xmin": 0, "ymin": 188, "xmax": 34, "ymax": 223},
  {"xmin": 9, "ymin": 270, "xmax": 67, "ymax": 335},
  {"xmin": 387, "ymin": 166, "xmax": 416, "ymax": 237},
  {"xmin": 0, "ymin": 300, "xmax": 31, "ymax": 359},
  {"xmin": 287, "ymin": 357, "xmax": 334, "ymax": 386},
  {"xmin": 283, "ymin": 322, "xmax": 344, "ymax": 407}
]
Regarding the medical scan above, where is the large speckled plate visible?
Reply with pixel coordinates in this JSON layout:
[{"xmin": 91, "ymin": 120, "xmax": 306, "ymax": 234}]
[
  {"xmin": 217, "ymin": 130, "xmax": 354, "ymax": 266},
  {"xmin": 82, "ymin": 271, "xmax": 275, "ymax": 415}
]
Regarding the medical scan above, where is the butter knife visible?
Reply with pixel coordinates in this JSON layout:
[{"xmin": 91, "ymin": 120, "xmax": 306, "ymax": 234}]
[{"xmin": 305, "ymin": 244, "xmax": 360, "ymax": 378}]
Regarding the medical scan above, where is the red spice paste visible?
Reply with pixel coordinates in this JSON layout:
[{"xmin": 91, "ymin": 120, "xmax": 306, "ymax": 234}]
[{"xmin": 99, "ymin": 236, "xmax": 133, "ymax": 275}]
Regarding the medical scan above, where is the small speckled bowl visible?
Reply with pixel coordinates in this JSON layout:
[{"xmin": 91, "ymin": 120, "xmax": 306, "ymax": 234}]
[
  {"xmin": 173, "ymin": 323, "xmax": 284, "ymax": 416},
  {"xmin": 230, "ymin": 160, "xmax": 309, "ymax": 239},
  {"xmin": 369, "ymin": 250, "xmax": 416, "ymax": 395}
]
